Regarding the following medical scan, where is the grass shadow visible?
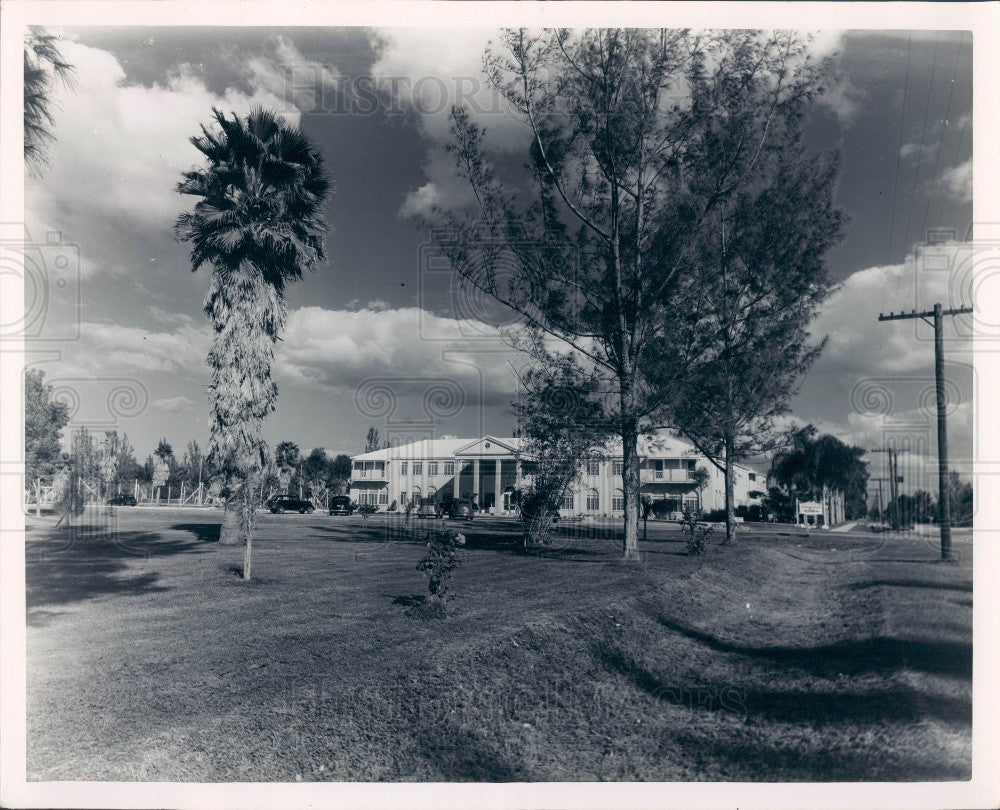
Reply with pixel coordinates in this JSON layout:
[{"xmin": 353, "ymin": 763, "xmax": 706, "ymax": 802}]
[
  {"xmin": 27, "ymin": 526, "xmax": 214, "ymax": 613},
  {"xmin": 651, "ymin": 613, "xmax": 971, "ymax": 678},
  {"xmin": 170, "ymin": 523, "xmax": 221, "ymax": 543}
]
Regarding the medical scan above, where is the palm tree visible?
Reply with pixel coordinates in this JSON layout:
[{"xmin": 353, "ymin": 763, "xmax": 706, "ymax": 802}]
[
  {"xmin": 175, "ymin": 107, "xmax": 330, "ymax": 579},
  {"xmin": 24, "ymin": 26, "xmax": 74, "ymax": 176}
]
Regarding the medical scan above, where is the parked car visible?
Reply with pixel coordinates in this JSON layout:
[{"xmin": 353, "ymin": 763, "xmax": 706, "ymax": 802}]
[
  {"xmin": 328, "ymin": 495, "xmax": 353, "ymax": 516},
  {"xmin": 108, "ymin": 493, "xmax": 137, "ymax": 506},
  {"xmin": 448, "ymin": 499, "xmax": 476, "ymax": 521},
  {"xmin": 416, "ymin": 501, "xmax": 441, "ymax": 519},
  {"xmin": 267, "ymin": 496, "xmax": 315, "ymax": 514}
]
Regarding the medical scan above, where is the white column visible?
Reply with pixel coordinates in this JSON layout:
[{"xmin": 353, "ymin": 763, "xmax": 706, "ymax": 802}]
[
  {"xmin": 453, "ymin": 460, "xmax": 460, "ymax": 499},
  {"xmin": 473, "ymin": 459, "xmax": 480, "ymax": 507},
  {"xmin": 495, "ymin": 459, "xmax": 502, "ymax": 514}
]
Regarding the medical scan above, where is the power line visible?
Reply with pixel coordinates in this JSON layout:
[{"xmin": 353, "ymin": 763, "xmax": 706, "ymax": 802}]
[
  {"xmin": 919, "ymin": 33, "xmax": 964, "ymax": 240},
  {"xmin": 884, "ymin": 32, "xmax": 914, "ymax": 265},
  {"xmin": 899, "ymin": 34, "xmax": 940, "ymax": 257}
]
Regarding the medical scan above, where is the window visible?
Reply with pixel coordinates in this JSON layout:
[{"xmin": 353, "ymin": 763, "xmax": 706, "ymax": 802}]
[
  {"xmin": 612, "ymin": 489, "xmax": 624, "ymax": 512},
  {"xmin": 379, "ymin": 490, "xmax": 388, "ymax": 504},
  {"xmin": 612, "ymin": 460, "xmax": 623, "ymax": 477},
  {"xmin": 444, "ymin": 461, "xmax": 454, "ymax": 475},
  {"xmin": 400, "ymin": 461, "xmax": 408, "ymax": 476},
  {"xmin": 413, "ymin": 462, "xmax": 423, "ymax": 476},
  {"xmin": 428, "ymin": 461, "xmax": 438, "ymax": 476},
  {"xmin": 749, "ymin": 472, "xmax": 757, "ymax": 482},
  {"xmin": 586, "ymin": 457, "xmax": 601, "ymax": 476},
  {"xmin": 586, "ymin": 489, "xmax": 600, "ymax": 511},
  {"xmin": 654, "ymin": 459, "xmax": 663, "ymax": 479},
  {"xmin": 412, "ymin": 486, "xmax": 421, "ymax": 502},
  {"xmin": 427, "ymin": 486, "xmax": 437, "ymax": 500},
  {"xmin": 561, "ymin": 490, "xmax": 575, "ymax": 511}
]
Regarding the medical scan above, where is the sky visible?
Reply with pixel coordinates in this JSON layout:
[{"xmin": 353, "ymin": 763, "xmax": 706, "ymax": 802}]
[{"xmin": 22, "ymin": 26, "xmax": 975, "ymax": 493}]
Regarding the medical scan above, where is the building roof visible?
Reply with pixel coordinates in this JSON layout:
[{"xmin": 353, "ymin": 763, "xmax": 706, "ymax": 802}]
[
  {"xmin": 351, "ymin": 436, "xmax": 523, "ymax": 462},
  {"xmin": 351, "ymin": 431, "xmax": 729, "ymax": 463}
]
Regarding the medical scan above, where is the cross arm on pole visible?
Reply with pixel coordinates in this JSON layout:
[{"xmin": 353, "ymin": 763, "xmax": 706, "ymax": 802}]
[{"xmin": 878, "ymin": 306, "xmax": 973, "ymax": 322}]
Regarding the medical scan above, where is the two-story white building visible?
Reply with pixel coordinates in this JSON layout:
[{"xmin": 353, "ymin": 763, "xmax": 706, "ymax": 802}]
[{"xmin": 349, "ymin": 433, "xmax": 762, "ymax": 518}]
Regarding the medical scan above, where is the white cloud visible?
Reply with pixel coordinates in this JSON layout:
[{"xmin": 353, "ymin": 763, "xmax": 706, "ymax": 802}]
[
  {"xmin": 275, "ymin": 304, "xmax": 521, "ymax": 405},
  {"xmin": 398, "ymin": 182, "xmax": 440, "ymax": 220},
  {"xmin": 900, "ymin": 142, "xmax": 936, "ymax": 161},
  {"xmin": 371, "ymin": 28, "xmax": 531, "ymax": 218},
  {"xmin": 25, "ymin": 40, "xmax": 302, "ymax": 276},
  {"xmin": 242, "ymin": 34, "xmax": 342, "ymax": 114},
  {"xmin": 152, "ymin": 395, "xmax": 198, "ymax": 411},
  {"xmin": 941, "ymin": 159, "xmax": 972, "ymax": 204},
  {"xmin": 62, "ymin": 320, "xmax": 211, "ymax": 375},
  {"xmin": 810, "ymin": 246, "xmax": 973, "ymax": 379}
]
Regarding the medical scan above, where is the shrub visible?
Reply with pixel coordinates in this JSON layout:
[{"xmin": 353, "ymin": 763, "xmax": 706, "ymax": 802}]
[
  {"xmin": 358, "ymin": 503, "xmax": 377, "ymax": 519},
  {"xmin": 680, "ymin": 510, "xmax": 712, "ymax": 556},
  {"xmin": 416, "ymin": 529, "xmax": 466, "ymax": 607},
  {"xmin": 649, "ymin": 499, "xmax": 673, "ymax": 519}
]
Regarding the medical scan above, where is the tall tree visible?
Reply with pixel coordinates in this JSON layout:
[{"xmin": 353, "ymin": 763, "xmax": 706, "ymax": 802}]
[
  {"xmin": 364, "ymin": 426, "xmax": 380, "ymax": 453},
  {"xmin": 181, "ymin": 439, "xmax": 205, "ymax": 490},
  {"xmin": 770, "ymin": 425, "xmax": 868, "ymax": 520},
  {"xmin": 274, "ymin": 440, "xmax": 301, "ymax": 494},
  {"xmin": 99, "ymin": 431, "xmax": 123, "ymax": 497},
  {"xmin": 24, "ymin": 368, "xmax": 70, "ymax": 514},
  {"xmin": 433, "ymin": 29, "xmax": 835, "ymax": 558},
  {"xmin": 303, "ymin": 447, "xmax": 330, "ymax": 498},
  {"xmin": 671, "ymin": 124, "xmax": 843, "ymax": 541},
  {"xmin": 24, "ymin": 27, "xmax": 74, "ymax": 176},
  {"xmin": 329, "ymin": 453, "xmax": 352, "ymax": 495},
  {"xmin": 175, "ymin": 107, "xmax": 330, "ymax": 579}
]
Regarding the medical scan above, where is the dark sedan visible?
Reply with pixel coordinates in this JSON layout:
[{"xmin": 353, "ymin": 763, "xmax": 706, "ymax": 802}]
[
  {"xmin": 448, "ymin": 499, "xmax": 476, "ymax": 521},
  {"xmin": 329, "ymin": 495, "xmax": 353, "ymax": 515},
  {"xmin": 416, "ymin": 501, "xmax": 442, "ymax": 519},
  {"xmin": 267, "ymin": 496, "xmax": 315, "ymax": 514}
]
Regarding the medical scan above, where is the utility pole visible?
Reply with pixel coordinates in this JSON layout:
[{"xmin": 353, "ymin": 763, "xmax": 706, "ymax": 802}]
[
  {"xmin": 878, "ymin": 303, "xmax": 972, "ymax": 560},
  {"xmin": 869, "ymin": 448, "xmax": 901, "ymax": 530}
]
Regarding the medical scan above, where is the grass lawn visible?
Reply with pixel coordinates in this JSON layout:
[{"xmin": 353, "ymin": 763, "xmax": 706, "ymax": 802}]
[{"xmin": 25, "ymin": 508, "xmax": 972, "ymax": 781}]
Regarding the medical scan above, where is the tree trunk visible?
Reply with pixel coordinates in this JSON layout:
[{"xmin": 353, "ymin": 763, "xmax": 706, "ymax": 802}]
[
  {"xmin": 242, "ymin": 475, "xmax": 257, "ymax": 580},
  {"xmin": 219, "ymin": 483, "xmax": 242, "ymax": 546},
  {"xmin": 724, "ymin": 433, "xmax": 736, "ymax": 544},
  {"xmin": 34, "ymin": 478, "xmax": 42, "ymax": 517},
  {"xmin": 622, "ymin": 426, "xmax": 641, "ymax": 560}
]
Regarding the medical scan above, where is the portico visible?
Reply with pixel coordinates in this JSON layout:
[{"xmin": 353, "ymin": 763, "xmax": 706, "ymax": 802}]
[{"xmin": 452, "ymin": 438, "xmax": 523, "ymax": 513}]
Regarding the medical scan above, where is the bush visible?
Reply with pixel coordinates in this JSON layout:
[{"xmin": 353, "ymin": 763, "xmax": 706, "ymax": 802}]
[
  {"xmin": 358, "ymin": 503, "xmax": 378, "ymax": 519},
  {"xmin": 416, "ymin": 529, "xmax": 466, "ymax": 608},
  {"xmin": 702, "ymin": 508, "xmax": 727, "ymax": 522},
  {"xmin": 649, "ymin": 499, "xmax": 673, "ymax": 519},
  {"xmin": 680, "ymin": 510, "xmax": 712, "ymax": 556}
]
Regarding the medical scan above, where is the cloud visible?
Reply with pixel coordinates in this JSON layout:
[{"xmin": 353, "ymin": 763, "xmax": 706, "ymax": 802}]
[
  {"xmin": 900, "ymin": 141, "xmax": 937, "ymax": 161},
  {"xmin": 275, "ymin": 304, "xmax": 521, "ymax": 406},
  {"xmin": 241, "ymin": 34, "xmax": 342, "ymax": 114},
  {"xmin": 371, "ymin": 28, "xmax": 532, "ymax": 218},
  {"xmin": 809, "ymin": 245, "xmax": 973, "ymax": 380},
  {"xmin": 60, "ymin": 320, "xmax": 211, "ymax": 376},
  {"xmin": 152, "ymin": 395, "xmax": 198, "ymax": 412},
  {"xmin": 398, "ymin": 182, "xmax": 440, "ymax": 220},
  {"xmin": 941, "ymin": 159, "xmax": 972, "ymax": 203},
  {"xmin": 25, "ymin": 40, "xmax": 302, "ymax": 277}
]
